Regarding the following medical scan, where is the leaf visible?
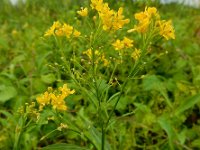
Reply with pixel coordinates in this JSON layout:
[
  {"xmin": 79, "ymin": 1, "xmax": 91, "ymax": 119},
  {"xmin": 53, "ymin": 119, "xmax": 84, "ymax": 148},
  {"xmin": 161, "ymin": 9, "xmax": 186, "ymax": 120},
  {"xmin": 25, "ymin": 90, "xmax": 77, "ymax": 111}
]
[
  {"xmin": 175, "ymin": 93, "xmax": 200, "ymax": 116},
  {"xmin": 191, "ymin": 139, "xmax": 200, "ymax": 148},
  {"xmin": 41, "ymin": 143, "xmax": 89, "ymax": 150},
  {"xmin": 0, "ymin": 85, "xmax": 17, "ymax": 103},
  {"xmin": 41, "ymin": 73, "xmax": 56, "ymax": 84},
  {"xmin": 143, "ymin": 75, "xmax": 172, "ymax": 108},
  {"xmin": 143, "ymin": 75, "xmax": 162, "ymax": 91},
  {"xmin": 78, "ymin": 109, "xmax": 111, "ymax": 150},
  {"xmin": 157, "ymin": 115, "xmax": 175, "ymax": 150}
]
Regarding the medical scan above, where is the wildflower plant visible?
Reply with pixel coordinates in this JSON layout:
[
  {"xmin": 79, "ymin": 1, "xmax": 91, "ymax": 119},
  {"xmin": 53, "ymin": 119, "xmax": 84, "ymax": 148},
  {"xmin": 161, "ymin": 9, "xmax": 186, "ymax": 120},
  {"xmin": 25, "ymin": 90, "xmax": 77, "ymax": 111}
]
[
  {"xmin": 15, "ymin": 1, "xmax": 176, "ymax": 150},
  {"xmin": 30, "ymin": 1, "xmax": 176, "ymax": 150}
]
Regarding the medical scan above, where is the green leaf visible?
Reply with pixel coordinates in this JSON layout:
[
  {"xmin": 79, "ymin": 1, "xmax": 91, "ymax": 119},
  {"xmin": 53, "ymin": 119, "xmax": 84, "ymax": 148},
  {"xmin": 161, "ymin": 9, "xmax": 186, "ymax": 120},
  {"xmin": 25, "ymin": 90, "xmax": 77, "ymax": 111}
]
[
  {"xmin": 41, "ymin": 143, "xmax": 89, "ymax": 150},
  {"xmin": 175, "ymin": 94, "xmax": 200, "ymax": 116},
  {"xmin": 157, "ymin": 115, "xmax": 175, "ymax": 150},
  {"xmin": 191, "ymin": 139, "xmax": 200, "ymax": 148},
  {"xmin": 41, "ymin": 73, "xmax": 56, "ymax": 84},
  {"xmin": 143, "ymin": 75, "xmax": 162, "ymax": 91},
  {"xmin": 143, "ymin": 75, "xmax": 172, "ymax": 108},
  {"xmin": 0, "ymin": 85, "xmax": 17, "ymax": 103}
]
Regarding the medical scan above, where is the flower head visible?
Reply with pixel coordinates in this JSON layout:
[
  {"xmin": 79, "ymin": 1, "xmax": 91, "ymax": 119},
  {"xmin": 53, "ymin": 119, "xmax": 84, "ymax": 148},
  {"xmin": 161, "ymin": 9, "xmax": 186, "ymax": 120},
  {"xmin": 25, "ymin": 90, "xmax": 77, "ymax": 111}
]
[
  {"xmin": 157, "ymin": 20, "xmax": 175, "ymax": 40},
  {"xmin": 36, "ymin": 84, "xmax": 75, "ymax": 111}
]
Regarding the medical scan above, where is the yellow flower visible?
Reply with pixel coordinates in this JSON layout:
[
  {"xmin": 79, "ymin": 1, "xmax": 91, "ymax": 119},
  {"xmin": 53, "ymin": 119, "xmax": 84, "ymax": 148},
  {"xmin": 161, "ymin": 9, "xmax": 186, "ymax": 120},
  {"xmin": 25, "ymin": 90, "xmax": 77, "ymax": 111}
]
[
  {"xmin": 91, "ymin": 0, "xmax": 129, "ymax": 31},
  {"xmin": 50, "ymin": 93, "xmax": 67, "ymax": 111},
  {"xmin": 73, "ymin": 30, "xmax": 81, "ymax": 37},
  {"xmin": 36, "ymin": 91, "xmax": 51, "ymax": 110},
  {"xmin": 112, "ymin": 7, "xmax": 130, "ymax": 31},
  {"xmin": 44, "ymin": 22, "xmax": 81, "ymax": 38},
  {"xmin": 131, "ymin": 49, "xmax": 141, "ymax": 61},
  {"xmin": 122, "ymin": 37, "xmax": 134, "ymax": 48},
  {"xmin": 128, "ymin": 7, "xmax": 159, "ymax": 34},
  {"xmin": 36, "ymin": 84, "xmax": 75, "ymax": 111},
  {"xmin": 61, "ymin": 23, "xmax": 73, "ymax": 38},
  {"xmin": 158, "ymin": 20, "xmax": 175, "ymax": 40},
  {"xmin": 112, "ymin": 39, "xmax": 124, "ymax": 50},
  {"xmin": 145, "ymin": 7, "xmax": 159, "ymax": 18},
  {"xmin": 83, "ymin": 49, "xmax": 100, "ymax": 59},
  {"xmin": 101, "ymin": 54, "xmax": 109, "ymax": 66},
  {"xmin": 44, "ymin": 21, "xmax": 62, "ymax": 37},
  {"xmin": 90, "ymin": 0, "xmax": 103, "ymax": 11},
  {"xmin": 59, "ymin": 84, "xmax": 75, "ymax": 97},
  {"xmin": 77, "ymin": 7, "xmax": 88, "ymax": 17}
]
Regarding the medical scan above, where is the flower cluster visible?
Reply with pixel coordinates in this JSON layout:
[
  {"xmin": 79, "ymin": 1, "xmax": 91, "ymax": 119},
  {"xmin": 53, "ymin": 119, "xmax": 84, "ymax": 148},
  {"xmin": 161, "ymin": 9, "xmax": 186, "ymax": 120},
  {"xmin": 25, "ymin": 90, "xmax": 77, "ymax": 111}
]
[
  {"xmin": 44, "ymin": 21, "xmax": 81, "ymax": 38},
  {"xmin": 128, "ymin": 7, "xmax": 175, "ymax": 40},
  {"xmin": 83, "ymin": 48, "xmax": 109, "ymax": 66},
  {"xmin": 112, "ymin": 37, "xmax": 134, "ymax": 50},
  {"xmin": 157, "ymin": 20, "xmax": 175, "ymax": 40},
  {"xmin": 91, "ymin": 0, "xmax": 130, "ymax": 31},
  {"xmin": 36, "ymin": 84, "xmax": 75, "ymax": 111}
]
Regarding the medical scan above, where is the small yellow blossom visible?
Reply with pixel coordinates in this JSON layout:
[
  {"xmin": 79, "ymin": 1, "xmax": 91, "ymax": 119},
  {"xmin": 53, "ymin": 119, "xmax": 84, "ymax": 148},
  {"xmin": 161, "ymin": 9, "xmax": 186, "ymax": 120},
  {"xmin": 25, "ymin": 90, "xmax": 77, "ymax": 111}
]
[
  {"xmin": 36, "ymin": 91, "xmax": 51, "ymax": 110},
  {"xmin": 73, "ymin": 30, "xmax": 81, "ymax": 37},
  {"xmin": 44, "ymin": 21, "xmax": 62, "ymax": 37},
  {"xmin": 61, "ymin": 23, "xmax": 73, "ymax": 38},
  {"xmin": 112, "ymin": 37, "xmax": 133, "ymax": 50},
  {"xmin": 50, "ymin": 93, "xmax": 67, "ymax": 111},
  {"xmin": 131, "ymin": 49, "xmax": 141, "ymax": 61},
  {"xmin": 36, "ymin": 84, "xmax": 75, "ymax": 111},
  {"xmin": 83, "ymin": 49, "xmax": 109, "ymax": 66},
  {"xmin": 128, "ymin": 7, "xmax": 158, "ymax": 33},
  {"xmin": 77, "ymin": 7, "xmax": 88, "ymax": 17},
  {"xmin": 122, "ymin": 37, "xmax": 134, "ymax": 48},
  {"xmin": 90, "ymin": 0, "xmax": 103, "ymax": 11},
  {"xmin": 91, "ymin": 0, "xmax": 129, "ymax": 31},
  {"xmin": 83, "ymin": 49, "xmax": 100, "ymax": 59},
  {"xmin": 59, "ymin": 84, "xmax": 75, "ymax": 97},
  {"xmin": 112, "ymin": 40, "xmax": 124, "ymax": 50},
  {"xmin": 101, "ymin": 54, "xmax": 109, "ymax": 66},
  {"xmin": 158, "ymin": 20, "xmax": 175, "ymax": 40},
  {"xmin": 44, "ymin": 21, "xmax": 81, "ymax": 38}
]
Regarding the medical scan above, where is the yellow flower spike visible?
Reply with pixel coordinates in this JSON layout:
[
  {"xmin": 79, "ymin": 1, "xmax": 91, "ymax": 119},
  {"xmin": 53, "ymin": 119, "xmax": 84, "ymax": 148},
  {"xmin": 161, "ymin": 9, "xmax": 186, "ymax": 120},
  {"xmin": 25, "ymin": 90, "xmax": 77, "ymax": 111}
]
[
  {"xmin": 122, "ymin": 37, "xmax": 134, "ymax": 48},
  {"xmin": 112, "ymin": 39, "xmax": 124, "ymax": 50},
  {"xmin": 158, "ymin": 20, "xmax": 175, "ymax": 40},
  {"xmin": 131, "ymin": 48, "xmax": 141, "ymax": 61},
  {"xmin": 77, "ymin": 7, "xmax": 88, "ymax": 17}
]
